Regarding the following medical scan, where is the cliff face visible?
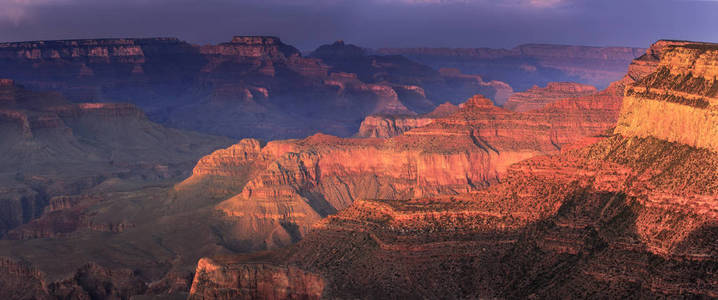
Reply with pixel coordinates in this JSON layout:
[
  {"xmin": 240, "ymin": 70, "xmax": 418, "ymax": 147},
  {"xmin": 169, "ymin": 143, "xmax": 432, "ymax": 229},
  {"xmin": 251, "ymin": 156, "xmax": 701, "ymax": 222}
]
[
  {"xmin": 189, "ymin": 258, "xmax": 325, "ymax": 300},
  {"xmin": 179, "ymin": 89, "xmax": 638, "ymax": 252},
  {"xmin": 503, "ymin": 82, "xmax": 597, "ymax": 112},
  {"xmin": 188, "ymin": 40, "xmax": 718, "ymax": 299},
  {"xmin": 377, "ymin": 44, "xmax": 645, "ymax": 91},
  {"xmin": 356, "ymin": 102, "xmax": 459, "ymax": 138},
  {"xmin": 616, "ymin": 41, "xmax": 718, "ymax": 152}
]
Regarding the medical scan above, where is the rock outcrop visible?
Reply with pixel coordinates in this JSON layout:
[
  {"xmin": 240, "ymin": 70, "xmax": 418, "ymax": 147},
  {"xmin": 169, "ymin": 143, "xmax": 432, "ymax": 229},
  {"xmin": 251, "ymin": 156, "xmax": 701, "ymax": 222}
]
[
  {"xmin": 616, "ymin": 40, "xmax": 718, "ymax": 152},
  {"xmin": 189, "ymin": 258, "xmax": 325, "ymax": 300},
  {"xmin": 503, "ymin": 82, "xmax": 597, "ymax": 112},
  {"xmin": 356, "ymin": 102, "xmax": 459, "ymax": 138},
  {"xmin": 188, "ymin": 40, "xmax": 718, "ymax": 299}
]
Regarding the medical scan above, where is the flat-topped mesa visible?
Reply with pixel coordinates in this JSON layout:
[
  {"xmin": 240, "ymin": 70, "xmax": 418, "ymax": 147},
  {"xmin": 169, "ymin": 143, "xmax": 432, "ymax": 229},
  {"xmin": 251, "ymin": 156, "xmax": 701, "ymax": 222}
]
[
  {"xmin": 461, "ymin": 94, "xmax": 496, "ymax": 108},
  {"xmin": 503, "ymin": 82, "xmax": 598, "ymax": 112},
  {"xmin": 48, "ymin": 102, "xmax": 146, "ymax": 119},
  {"xmin": 201, "ymin": 36, "xmax": 301, "ymax": 59},
  {"xmin": 0, "ymin": 79, "xmax": 14, "ymax": 87},
  {"xmin": 0, "ymin": 38, "xmax": 183, "ymax": 60},
  {"xmin": 615, "ymin": 40, "xmax": 718, "ymax": 152}
]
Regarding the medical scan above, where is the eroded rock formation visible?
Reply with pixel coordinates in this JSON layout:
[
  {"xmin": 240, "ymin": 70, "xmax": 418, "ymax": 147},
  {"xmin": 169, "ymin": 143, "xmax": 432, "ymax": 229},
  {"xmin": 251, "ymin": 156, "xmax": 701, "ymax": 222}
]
[
  {"xmin": 188, "ymin": 40, "xmax": 718, "ymax": 299},
  {"xmin": 503, "ymin": 82, "xmax": 597, "ymax": 112}
]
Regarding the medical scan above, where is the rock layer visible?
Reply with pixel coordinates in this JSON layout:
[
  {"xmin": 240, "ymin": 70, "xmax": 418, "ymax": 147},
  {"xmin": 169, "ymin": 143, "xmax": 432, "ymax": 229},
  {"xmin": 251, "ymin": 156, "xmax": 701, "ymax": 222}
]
[
  {"xmin": 616, "ymin": 41, "xmax": 718, "ymax": 152},
  {"xmin": 189, "ymin": 40, "xmax": 718, "ymax": 299},
  {"xmin": 503, "ymin": 82, "xmax": 597, "ymax": 112},
  {"xmin": 180, "ymin": 86, "xmax": 640, "ymax": 252}
]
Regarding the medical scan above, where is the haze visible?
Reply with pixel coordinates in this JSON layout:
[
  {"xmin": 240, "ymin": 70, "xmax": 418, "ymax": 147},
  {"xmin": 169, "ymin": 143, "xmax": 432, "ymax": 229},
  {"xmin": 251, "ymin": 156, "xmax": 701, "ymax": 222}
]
[{"xmin": 1, "ymin": 0, "xmax": 716, "ymax": 49}]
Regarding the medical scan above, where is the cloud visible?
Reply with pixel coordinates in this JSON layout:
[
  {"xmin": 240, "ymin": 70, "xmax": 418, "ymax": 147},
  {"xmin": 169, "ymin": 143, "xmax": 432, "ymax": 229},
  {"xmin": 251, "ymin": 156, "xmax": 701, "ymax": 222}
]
[
  {"xmin": 527, "ymin": 0, "xmax": 565, "ymax": 7},
  {"xmin": 0, "ymin": 0, "xmax": 72, "ymax": 23}
]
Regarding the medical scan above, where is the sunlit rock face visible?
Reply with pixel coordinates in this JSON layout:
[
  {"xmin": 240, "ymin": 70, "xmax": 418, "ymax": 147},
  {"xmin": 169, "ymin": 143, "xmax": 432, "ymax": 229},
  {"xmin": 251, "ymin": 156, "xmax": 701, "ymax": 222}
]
[
  {"xmin": 503, "ymin": 82, "xmax": 597, "ymax": 112},
  {"xmin": 356, "ymin": 102, "xmax": 459, "ymax": 138},
  {"xmin": 188, "ymin": 40, "xmax": 718, "ymax": 299},
  {"xmin": 189, "ymin": 257, "xmax": 325, "ymax": 300},
  {"xmin": 616, "ymin": 40, "xmax": 718, "ymax": 152},
  {"xmin": 179, "ymin": 87, "xmax": 639, "ymax": 252},
  {"xmin": 377, "ymin": 44, "xmax": 645, "ymax": 91}
]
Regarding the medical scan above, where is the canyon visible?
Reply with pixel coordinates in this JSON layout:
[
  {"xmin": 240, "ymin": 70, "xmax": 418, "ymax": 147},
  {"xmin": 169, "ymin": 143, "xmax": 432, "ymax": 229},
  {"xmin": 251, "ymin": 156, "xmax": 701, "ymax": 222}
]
[
  {"xmin": 0, "ymin": 37, "xmax": 509, "ymax": 140},
  {"xmin": 0, "ymin": 37, "xmax": 705, "ymax": 299},
  {"xmin": 188, "ymin": 40, "xmax": 718, "ymax": 298},
  {"xmin": 0, "ymin": 37, "xmax": 638, "ymax": 140}
]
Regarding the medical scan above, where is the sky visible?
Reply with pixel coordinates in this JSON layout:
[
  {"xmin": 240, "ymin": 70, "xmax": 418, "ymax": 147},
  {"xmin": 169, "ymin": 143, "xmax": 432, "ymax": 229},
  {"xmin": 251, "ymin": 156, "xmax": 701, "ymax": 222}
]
[{"xmin": 0, "ymin": 0, "xmax": 716, "ymax": 50}]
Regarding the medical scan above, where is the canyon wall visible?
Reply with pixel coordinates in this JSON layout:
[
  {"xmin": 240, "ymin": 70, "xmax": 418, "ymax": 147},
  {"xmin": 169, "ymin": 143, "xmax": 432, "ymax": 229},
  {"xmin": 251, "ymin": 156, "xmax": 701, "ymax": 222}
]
[
  {"xmin": 615, "ymin": 41, "xmax": 718, "ymax": 152},
  {"xmin": 189, "ymin": 40, "xmax": 718, "ymax": 299},
  {"xmin": 179, "ymin": 87, "xmax": 640, "ymax": 252},
  {"xmin": 503, "ymin": 82, "xmax": 597, "ymax": 112}
]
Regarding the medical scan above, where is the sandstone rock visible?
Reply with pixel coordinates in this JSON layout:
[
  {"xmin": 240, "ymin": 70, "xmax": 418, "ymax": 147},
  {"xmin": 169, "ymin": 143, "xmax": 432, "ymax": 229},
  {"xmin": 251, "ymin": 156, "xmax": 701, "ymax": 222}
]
[
  {"xmin": 356, "ymin": 102, "xmax": 459, "ymax": 138},
  {"xmin": 615, "ymin": 40, "xmax": 718, "ymax": 152},
  {"xmin": 189, "ymin": 257, "xmax": 325, "ymax": 300},
  {"xmin": 179, "ymin": 90, "xmax": 634, "ymax": 253},
  {"xmin": 503, "ymin": 82, "xmax": 597, "ymax": 112}
]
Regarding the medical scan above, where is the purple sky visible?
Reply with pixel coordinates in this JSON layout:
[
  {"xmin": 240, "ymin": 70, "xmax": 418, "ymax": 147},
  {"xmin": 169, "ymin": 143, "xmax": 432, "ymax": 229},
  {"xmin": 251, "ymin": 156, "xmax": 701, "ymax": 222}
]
[{"xmin": 0, "ymin": 0, "xmax": 716, "ymax": 50}]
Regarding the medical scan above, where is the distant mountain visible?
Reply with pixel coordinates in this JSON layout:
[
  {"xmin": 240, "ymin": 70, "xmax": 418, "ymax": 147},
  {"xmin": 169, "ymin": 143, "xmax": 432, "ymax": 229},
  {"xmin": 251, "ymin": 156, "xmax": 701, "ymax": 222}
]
[{"xmin": 377, "ymin": 44, "xmax": 646, "ymax": 91}]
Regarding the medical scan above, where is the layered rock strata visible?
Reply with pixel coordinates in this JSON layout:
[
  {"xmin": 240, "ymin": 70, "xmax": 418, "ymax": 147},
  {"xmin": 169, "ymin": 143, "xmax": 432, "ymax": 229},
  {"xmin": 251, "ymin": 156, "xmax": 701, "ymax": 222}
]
[
  {"xmin": 503, "ymin": 82, "xmax": 597, "ymax": 112},
  {"xmin": 188, "ymin": 40, "xmax": 718, "ymax": 299}
]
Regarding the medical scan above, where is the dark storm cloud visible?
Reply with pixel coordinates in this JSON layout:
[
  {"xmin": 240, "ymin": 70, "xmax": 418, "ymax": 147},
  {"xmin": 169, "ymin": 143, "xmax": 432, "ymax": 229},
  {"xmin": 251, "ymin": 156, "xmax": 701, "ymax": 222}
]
[{"xmin": 0, "ymin": 0, "xmax": 716, "ymax": 49}]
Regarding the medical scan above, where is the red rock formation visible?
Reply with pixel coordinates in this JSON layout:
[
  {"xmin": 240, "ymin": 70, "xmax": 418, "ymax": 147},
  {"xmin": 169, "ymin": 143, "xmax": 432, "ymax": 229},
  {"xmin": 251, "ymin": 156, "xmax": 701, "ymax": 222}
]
[
  {"xmin": 189, "ymin": 258, "xmax": 325, "ymax": 300},
  {"xmin": 615, "ymin": 40, "xmax": 718, "ymax": 152},
  {"xmin": 503, "ymin": 82, "xmax": 597, "ymax": 112},
  {"xmin": 180, "ymin": 85, "xmax": 639, "ymax": 251},
  {"xmin": 356, "ymin": 102, "xmax": 459, "ymax": 138},
  {"xmin": 188, "ymin": 40, "xmax": 718, "ymax": 299}
]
